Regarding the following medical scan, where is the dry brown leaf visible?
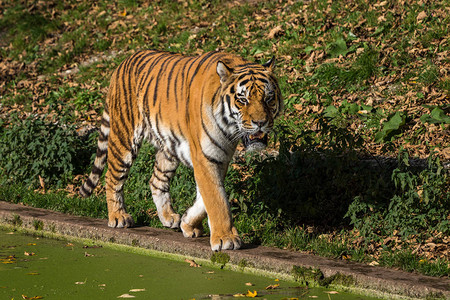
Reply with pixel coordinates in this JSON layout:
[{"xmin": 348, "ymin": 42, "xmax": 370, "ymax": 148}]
[
  {"xmin": 267, "ymin": 25, "xmax": 284, "ymax": 39},
  {"xmin": 416, "ymin": 11, "xmax": 427, "ymax": 21},
  {"xmin": 117, "ymin": 294, "xmax": 135, "ymax": 298},
  {"xmin": 184, "ymin": 258, "xmax": 200, "ymax": 267},
  {"xmin": 38, "ymin": 175, "xmax": 45, "ymax": 190},
  {"xmin": 265, "ymin": 283, "xmax": 280, "ymax": 290}
]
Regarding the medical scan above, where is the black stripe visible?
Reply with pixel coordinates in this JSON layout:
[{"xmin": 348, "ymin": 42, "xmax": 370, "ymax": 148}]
[
  {"xmin": 150, "ymin": 181, "xmax": 169, "ymax": 193},
  {"xmin": 101, "ymin": 117, "xmax": 110, "ymax": 127},
  {"xmin": 202, "ymin": 150, "xmax": 224, "ymax": 166},
  {"xmin": 211, "ymin": 88, "xmax": 220, "ymax": 107},
  {"xmin": 85, "ymin": 178, "xmax": 96, "ymax": 189},
  {"xmin": 96, "ymin": 147, "xmax": 107, "ymax": 157},
  {"xmin": 99, "ymin": 131, "xmax": 108, "ymax": 142},
  {"xmin": 153, "ymin": 172, "xmax": 169, "ymax": 183},
  {"xmin": 110, "ymin": 123, "xmax": 131, "ymax": 152},
  {"xmin": 183, "ymin": 54, "xmax": 206, "ymax": 121},
  {"xmin": 153, "ymin": 55, "xmax": 179, "ymax": 106},
  {"xmin": 91, "ymin": 164, "xmax": 103, "ymax": 175},
  {"xmin": 204, "ymin": 53, "xmax": 226, "ymax": 71},
  {"xmin": 128, "ymin": 50, "xmax": 147, "ymax": 71},
  {"xmin": 124, "ymin": 54, "xmax": 136, "ymax": 127},
  {"xmin": 187, "ymin": 51, "xmax": 217, "ymax": 88},
  {"xmin": 135, "ymin": 50, "xmax": 157, "ymax": 74},
  {"xmin": 154, "ymin": 163, "xmax": 177, "ymax": 176},
  {"xmin": 154, "ymin": 113, "xmax": 163, "ymax": 142},
  {"xmin": 166, "ymin": 56, "xmax": 183, "ymax": 100},
  {"xmin": 107, "ymin": 142, "xmax": 129, "ymax": 170},
  {"xmin": 142, "ymin": 76, "xmax": 155, "ymax": 116},
  {"xmin": 111, "ymin": 172, "xmax": 128, "ymax": 183},
  {"xmin": 79, "ymin": 185, "xmax": 91, "ymax": 196},
  {"xmin": 138, "ymin": 53, "xmax": 170, "ymax": 93},
  {"xmin": 170, "ymin": 128, "xmax": 181, "ymax": 147},
  {"xmin": 239, "ymin": 78, "xmax": 250, "ymax": 86},
  {"xmin": 201, "ymin": 115, "xmax": 227, "ymax": 153}
]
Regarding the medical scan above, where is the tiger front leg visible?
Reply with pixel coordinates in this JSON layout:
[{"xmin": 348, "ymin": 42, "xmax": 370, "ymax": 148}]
[{"xmin": 192, "ymin": 158, "xmax": 242, "ymax": 251}]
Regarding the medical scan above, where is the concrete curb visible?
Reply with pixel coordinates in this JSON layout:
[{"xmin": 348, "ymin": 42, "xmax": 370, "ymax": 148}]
[{"xmin": 0, "ymin": 201, "xmax": 448, "ymax": 299}]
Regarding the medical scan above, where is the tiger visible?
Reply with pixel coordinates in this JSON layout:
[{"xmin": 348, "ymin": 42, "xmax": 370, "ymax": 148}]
[{"xmin": 79, "ymin": 50, "xmax": 283, "ymax": 251}]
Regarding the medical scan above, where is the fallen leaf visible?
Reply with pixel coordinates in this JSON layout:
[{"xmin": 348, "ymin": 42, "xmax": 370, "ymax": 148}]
[
  {"xmin": 117, "ymin": 294, "xmax": 135, "ymax": 298},
  {"xmin": 38, "ymin": 176, "xmax": 45, "ymax": 190},
  {"xmin": 245, "ymin": 282, "xmax": 254, "ymax": 286},
  {"xmin": 84, "ymin": 252, "xmax": 94, "ymax": 257},
  {"xmin": 22, "ymin": 295, "xmax": 43, "ymax": 300},
  {"xmin": 265, "ymin": 284, "xmax": 280, "ymax": 290},
  {"xmin": 245, "ymin": 290, "xmax": 258, "ymax": 298},
  {"xmin": 267, "ymin": 25, "xmax": 284, "ymax": 39},
  {"xmin": 129, "ymin": 289, "xmax": 146, "ymax": 292},
  {"xmin": 233, "ymin": 293, "xmax": 246, "ymax": 297},
  {"xmin": 185, "ymin": 259, "xmax": 200, "ymax": 267},
  {"xmin": 24, "ymin": 251, "xmax": 35, "ymax": 256},
  {"xmin": 325, "ymin": 291, "xmax": 339, "ymax": 294},
  {"xmin": 75, "ymin": 281, "xmax": 85, "ymax": 285},
  {"xmin": 27, "ymin": 243, "xmax": 37, "ymax": 246},
  {"xmin": 27, "ymin": 272, "xmax": 39, "ymax": 275},
  {"xmin": 416, "ymin": 11, "xmax": 427, "ymax": 21}
]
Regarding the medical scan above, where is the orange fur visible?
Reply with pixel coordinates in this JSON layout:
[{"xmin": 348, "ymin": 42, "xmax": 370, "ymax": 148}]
[{"xmin": 80, "ymin": 50, "xmax": 283, "ymax": 250}]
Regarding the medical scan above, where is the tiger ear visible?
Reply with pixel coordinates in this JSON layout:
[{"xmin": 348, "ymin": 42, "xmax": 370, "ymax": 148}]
[
  {"xmin": 263, "ymin": 56, "xmax": 275, "ymax": 71},
  {"xmin": 217, "ymin": 61, "xmax": 233, "ymax": 84}
]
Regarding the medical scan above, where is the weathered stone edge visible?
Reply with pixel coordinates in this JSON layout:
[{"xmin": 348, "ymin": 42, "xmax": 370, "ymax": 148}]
[{"xmin": 0, "ymin": 201, "xmax": 448, "ymax": 300}]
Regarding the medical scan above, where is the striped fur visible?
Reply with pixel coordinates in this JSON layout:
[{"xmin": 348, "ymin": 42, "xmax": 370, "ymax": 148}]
[{"xmin": 79, "ymin": 50, "xmax": 283, "ymax": 250}]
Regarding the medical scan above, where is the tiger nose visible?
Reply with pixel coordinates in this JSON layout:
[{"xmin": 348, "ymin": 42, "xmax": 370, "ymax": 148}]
[{"xmin": 252, "ymin": 120, "xmax": 267, "ymax": 128}]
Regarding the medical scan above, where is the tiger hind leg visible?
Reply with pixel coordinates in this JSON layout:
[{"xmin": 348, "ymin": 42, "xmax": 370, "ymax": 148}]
[
  {"xmin": 181, "ymin": 187, "xmax": 207, "ymax": 237},
  {"xmin": 150, "ymin": 150, "xmax": 181, "ymax": 229},
  {"xmin": 105, "ymin": 131, "xmax": 140, "ymax": 228}
]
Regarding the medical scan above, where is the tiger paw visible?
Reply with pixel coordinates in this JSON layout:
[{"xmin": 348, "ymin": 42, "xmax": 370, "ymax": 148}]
[
  {"xmin": 180, "ymin": 221, "xmax": 203, "ymax": 238},
  {"xmin": 210, "ymin": 227, "xmax": 242, "ymax": 251},
  {"xmin": 108, "ymin": 211, "xmax": 134, "ymax": 228},
  {"xmin": 159, "ymin": 212, "xmax": 181, "ymax": 229}
]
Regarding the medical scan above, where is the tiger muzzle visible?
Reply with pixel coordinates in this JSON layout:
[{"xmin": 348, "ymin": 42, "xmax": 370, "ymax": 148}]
[{"xmin": 242, "ymin": 130, "xmax": 268, "ymax": 151}]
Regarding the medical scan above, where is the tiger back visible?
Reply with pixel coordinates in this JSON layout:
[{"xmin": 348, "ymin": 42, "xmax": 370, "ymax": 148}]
[{"xmin": 80, "ymin": 50, "xmax": 283, "ymax": 251}]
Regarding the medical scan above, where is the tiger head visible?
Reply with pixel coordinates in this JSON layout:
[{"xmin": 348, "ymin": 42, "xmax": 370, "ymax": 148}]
[{"xmin": 216, "ymin": 57, "xmax": 283, "ymax": 151}]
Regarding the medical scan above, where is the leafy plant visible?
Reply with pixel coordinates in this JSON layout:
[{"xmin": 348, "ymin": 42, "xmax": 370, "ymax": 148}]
[
  {"xmin": 0, "ymin": 117, "xmax": 96, "ymax": 188},
  {"xmin": 374, "ymin": 111, "xmax": 407, "ymax": 143},
  {"xmin": 420, "ymin": 107, "xmax": 450, "ymax": 124},
  {"xmin": 346, "ymin": 151, "xmax": 449, "ymax": 239}
]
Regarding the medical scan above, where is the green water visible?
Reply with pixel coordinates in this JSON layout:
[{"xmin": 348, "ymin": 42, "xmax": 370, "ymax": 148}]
[{"xmin": 0, "ymin": 230, "xmax": 377, "ymax": 299}]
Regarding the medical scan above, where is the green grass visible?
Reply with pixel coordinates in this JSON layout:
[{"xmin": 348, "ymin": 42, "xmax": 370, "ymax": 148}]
[{"xmin": 0, "ymin": 0, "xmax": 449, "ymax": 279}]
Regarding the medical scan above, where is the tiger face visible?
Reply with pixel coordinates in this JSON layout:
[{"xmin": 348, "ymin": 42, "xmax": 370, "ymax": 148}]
[{"xmin": 217, "ymin": 58, "xmax": 283, "ymax": 151}]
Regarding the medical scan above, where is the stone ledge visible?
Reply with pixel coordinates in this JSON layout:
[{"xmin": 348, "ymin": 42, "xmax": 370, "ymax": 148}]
[{"xmin": 0, "ymin": 201, "xmax": 448, "ymax": 299}]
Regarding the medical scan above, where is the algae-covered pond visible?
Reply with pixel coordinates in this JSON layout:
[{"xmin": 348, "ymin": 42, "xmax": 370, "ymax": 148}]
[{"xmin": 0, "ymin": 229, "xmax": 377, "ymax": 299}]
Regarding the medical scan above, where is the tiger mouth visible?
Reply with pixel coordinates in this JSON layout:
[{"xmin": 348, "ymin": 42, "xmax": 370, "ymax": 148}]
[{"xmin": 242, "ymin": 131, "xmax": 268, "ymax": 149}]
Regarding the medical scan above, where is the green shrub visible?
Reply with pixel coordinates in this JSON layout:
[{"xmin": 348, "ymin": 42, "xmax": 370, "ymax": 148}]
[
  {"xmin": 346, "ymin": 152, "xmax": 449, "ymax": 240},
  {"xmin": 0, "ymin": 117, "xmax": 96, "ymax": 188}
]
